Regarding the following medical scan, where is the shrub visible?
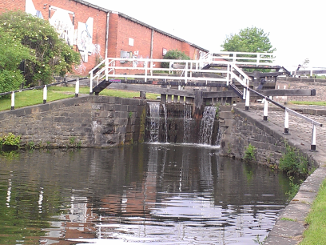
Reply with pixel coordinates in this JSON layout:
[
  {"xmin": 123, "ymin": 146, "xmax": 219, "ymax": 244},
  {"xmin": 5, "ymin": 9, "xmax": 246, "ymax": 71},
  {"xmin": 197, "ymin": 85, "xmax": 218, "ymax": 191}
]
[
  {"xmin": 243, "ymin": 143, "xmax": 256, "ymax": 162},
  {"xmin": 161, "ymin": 49, "xmax": 190, "ymax": 68},
  {"xmin": 0, "ymin": 133, "xmax": 21, "ymax": 147},
  {"xmin": 0, "ymin": 11, "xmax": 80, "ymax": 87},
  {"xmin": 279, "ymin": 143, "xmax": 308, "ymax": 176},
  {"xmin": 0, "ymin": 26, "xmax": 31, "ymax": 93}
]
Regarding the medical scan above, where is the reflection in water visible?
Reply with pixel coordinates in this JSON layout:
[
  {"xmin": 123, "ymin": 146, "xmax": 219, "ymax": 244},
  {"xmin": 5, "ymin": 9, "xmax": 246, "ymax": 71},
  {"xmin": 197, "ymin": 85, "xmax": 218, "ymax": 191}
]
[{"xmin": 0, "ymin": 145, "xmax": 292, "ymax": 244}]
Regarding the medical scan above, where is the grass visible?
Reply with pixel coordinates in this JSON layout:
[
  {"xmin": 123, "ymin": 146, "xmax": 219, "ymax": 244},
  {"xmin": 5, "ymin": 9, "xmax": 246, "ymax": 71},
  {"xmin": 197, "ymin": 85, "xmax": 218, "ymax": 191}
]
[
  {"xmin": 289, "ymin": 101, "xmax": 326, "ymax": 106},
  {"xmin": 300, "ymin": 178, "xmax": 326, "ymax": 244},
  {"xmin": 0, "ymin": 86, "xmax": 159, "ymax": 111}
]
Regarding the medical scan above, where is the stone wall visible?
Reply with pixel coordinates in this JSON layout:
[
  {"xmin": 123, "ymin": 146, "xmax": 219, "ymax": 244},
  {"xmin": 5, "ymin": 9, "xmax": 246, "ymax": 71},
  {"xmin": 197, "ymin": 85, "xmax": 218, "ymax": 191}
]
[
  {"xmin": 219, "ymin": 106, "xmax": 317, "ymax": 168},
  {"xmin": 0, "ymin": 96, "xmax": 146, "ymax": 148}
]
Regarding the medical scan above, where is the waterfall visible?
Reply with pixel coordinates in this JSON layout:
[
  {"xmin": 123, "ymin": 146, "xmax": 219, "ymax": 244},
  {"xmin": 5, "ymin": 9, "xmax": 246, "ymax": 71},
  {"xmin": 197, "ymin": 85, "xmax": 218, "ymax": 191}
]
[
  {"xmin": 199, "ymin": 106, "xmax": 217, "ymax": 145},
  {"xmin": 215, "ymin": 127, "xmax": 222, "ymax": 146},
  {"xmin": 148, "ymin": 102, "xmax": 160, "ymax": 142},
  {"xmin": 162, "ymin": 103, "xmax": 168, "ymax": 143},
  {"xmin": 183, "ymin": 104, "xmax": 192, "ymax": 143}
]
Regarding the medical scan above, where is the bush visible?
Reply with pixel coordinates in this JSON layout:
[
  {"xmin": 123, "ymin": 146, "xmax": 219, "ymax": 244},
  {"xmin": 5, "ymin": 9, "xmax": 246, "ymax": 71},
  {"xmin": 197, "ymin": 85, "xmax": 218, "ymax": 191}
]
[
  {"xmin": 279, "ymin": 143, "xmax": 308, "ymax": 176},
  {"xmin": 161, "ymin": 49, "xmax": 190, "ymax": 68},
  {"xmin": 0, "ymin": 133, "xmax": 21, "ymax": 147},
  {"xmin": 243, "ymin": 143, "xmax": 256, "ymax": 162},
  {"xmin": 0, "ymin": 26, "xmax": 30, "ymax": 93},
  {"xmin": 0, "ymin": 11, "xmax": 80, "ymax": 87}
]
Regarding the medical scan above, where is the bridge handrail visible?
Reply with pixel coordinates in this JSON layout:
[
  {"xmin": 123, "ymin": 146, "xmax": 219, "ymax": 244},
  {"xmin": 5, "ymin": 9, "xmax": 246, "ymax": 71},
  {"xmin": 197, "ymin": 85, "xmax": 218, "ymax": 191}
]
[{"xmin": 211, "ymin": 52, "xmax": 276, "ymax": 65}]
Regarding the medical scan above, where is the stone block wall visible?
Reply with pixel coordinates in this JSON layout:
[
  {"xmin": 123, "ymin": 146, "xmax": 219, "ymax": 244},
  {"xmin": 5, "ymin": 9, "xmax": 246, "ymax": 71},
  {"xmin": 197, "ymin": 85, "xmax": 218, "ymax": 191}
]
[
  {"xmin": 218, "ymin": 107, "xmax": 317, "ymax": 167},
  {"xmin": 0, "ymin": 96, "xmax": 146, "ymax": 148}
]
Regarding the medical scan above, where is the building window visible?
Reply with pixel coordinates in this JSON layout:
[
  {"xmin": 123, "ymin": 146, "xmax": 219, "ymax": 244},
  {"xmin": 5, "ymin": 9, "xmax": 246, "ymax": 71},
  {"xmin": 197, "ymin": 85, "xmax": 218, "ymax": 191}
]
[
  {"xmin": 129, "ymin": 38, "xmax": 134, "ymax": 46},
  {"xmin": 162, "ymin": 48, "xmax": 167, "ymax": 56}
]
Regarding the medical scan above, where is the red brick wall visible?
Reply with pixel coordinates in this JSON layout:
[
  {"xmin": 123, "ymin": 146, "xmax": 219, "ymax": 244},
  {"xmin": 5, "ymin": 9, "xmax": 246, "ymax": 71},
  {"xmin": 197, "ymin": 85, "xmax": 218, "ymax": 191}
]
[
  {"xmin": 1, "ymin": 0, "xmax": 108, "ymax": 76},
  {"xmin": 1, "ymin": 0, "xmax": 207, "ymax": 77},
  {"xmin": 0, "ymin": 0, "xmax": 25, "ymax": 14},
  {"xmin": 33, "ymin": 0, "xmax": 108, "ymax": 75}
]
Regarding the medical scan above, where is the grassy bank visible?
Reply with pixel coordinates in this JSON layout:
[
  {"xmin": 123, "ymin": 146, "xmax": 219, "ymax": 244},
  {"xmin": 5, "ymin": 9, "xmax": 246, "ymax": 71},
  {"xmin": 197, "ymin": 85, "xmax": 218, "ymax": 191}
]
[
  {"xmin": 289, "ymin": 101, "xmax": 326, "ymax": 106},
  {"xmin": 300, "ymin": 178, "xmax": 326, "ymax": 244},
  {"xmin": 0, "ymin": 86, "xmax": 159, "ymax": 111}
]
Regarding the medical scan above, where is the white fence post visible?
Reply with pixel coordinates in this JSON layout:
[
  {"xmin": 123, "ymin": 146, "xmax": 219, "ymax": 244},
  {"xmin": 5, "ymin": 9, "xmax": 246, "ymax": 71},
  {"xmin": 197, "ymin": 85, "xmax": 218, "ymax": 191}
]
[
  {"xmin": 145, "ymin": 60, "xmax": 148, "ymax": 83},
  {"xmin": 105, "ymin": 58, "xmax": 109, "ymax": 81},
  {"xmin": 227, "ymin": 64, "xmax": 230, "ymax": 86},
  {"xmin": 90, "ymin": 72, "xmax": 93, "ymax": 94},
  {"xmin": 263, "ymin": 98, "xmax": 268, "ymax": 121},
  {"xmin": 75, "ymin": 78, "xmax": 79, "ymax": 98},
  {"xmin": 11, "ymin": 91, "xmax": 15, "ymax": 110},
  {"xmin": 185, "ymin": 61, "xmax": 188, "ymax": 84},
  {"xmin": 311, "ymin": 124, "xmax": 317, "ymax": 151},
  {"xmin": 43, "ymin": 85, "xmax": 47, "ymax": 104},
  {"xmin": 245, "ymin": 88, "xmax": 250, "ymax": 110},
  {"xmin": 284, "ymin": 109, "xmax": 290, "ymax": 134}
]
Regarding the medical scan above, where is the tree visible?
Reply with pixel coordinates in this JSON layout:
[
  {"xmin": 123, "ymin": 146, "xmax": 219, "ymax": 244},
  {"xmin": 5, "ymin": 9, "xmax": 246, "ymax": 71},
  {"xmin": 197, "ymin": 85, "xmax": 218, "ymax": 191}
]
[
  {"xmin": 0, "ymin": 11, "xmax": 80, "ymax": 87},
  {"xmin": 221, "ymin": 27, "xmax": 276, "ymax": 53},
  {"xmin": 161, "ymin": 49, "xmax": 190, "ymax": 68},
  {"xmin": 0, "ymin": 27, "xmax": 31, "ymax": 93}
]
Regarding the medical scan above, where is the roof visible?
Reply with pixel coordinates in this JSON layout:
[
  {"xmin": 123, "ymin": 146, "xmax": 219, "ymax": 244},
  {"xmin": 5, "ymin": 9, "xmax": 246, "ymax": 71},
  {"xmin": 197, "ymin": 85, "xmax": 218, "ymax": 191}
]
[{"xmin": 72, "ymin": 0, "xmax": 209, "ymax": 52}]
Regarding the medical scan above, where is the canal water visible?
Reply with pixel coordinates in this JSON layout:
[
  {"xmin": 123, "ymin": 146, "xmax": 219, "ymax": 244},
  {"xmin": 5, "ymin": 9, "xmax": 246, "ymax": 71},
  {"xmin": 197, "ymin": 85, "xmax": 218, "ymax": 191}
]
[{"xmin": 0, "ymin": 144, "xmax": 292, "ymax": 245}]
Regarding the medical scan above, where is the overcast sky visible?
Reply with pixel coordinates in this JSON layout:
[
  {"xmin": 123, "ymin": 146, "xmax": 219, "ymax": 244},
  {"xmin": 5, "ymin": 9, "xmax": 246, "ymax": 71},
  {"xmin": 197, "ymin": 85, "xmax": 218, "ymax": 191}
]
[{"xmin": 88, "ymin": 0, "xmax": 325, "ymax": 70}]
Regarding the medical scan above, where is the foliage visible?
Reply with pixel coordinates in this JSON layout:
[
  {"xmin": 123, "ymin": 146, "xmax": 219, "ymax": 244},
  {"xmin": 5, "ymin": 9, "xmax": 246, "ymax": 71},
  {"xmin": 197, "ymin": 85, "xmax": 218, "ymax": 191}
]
[
  {"xmin": 161, "ymin": 49, "xmax": 190, "ymax": 68},
  {"xmin": 285, "ymin": 176, "xmax": 301, "ymax": 201},
  {"xmin": 301, "ymin": 179, "xmax": 326, "ymax": 244},
  {"xmin": 0, "ymin": 11, "xmax": 80, "ymax": 87},
  {"xmin": 0, "ymin": 133, "xmax": 21, "ymax": 146},
  {"xmin": 279, "ymin": 143, "xmax": 309, "ymax": 176},
  {"xmin": 0, "ymin": 27, "xmax": 31, "ymax": 93},
  {"xmin": 221, "ymin": 27, "xmax": 276, "ymax": 53},
  {"xmin": 243, "ymin": 143, "xmax": 256, "ymax": 162}
]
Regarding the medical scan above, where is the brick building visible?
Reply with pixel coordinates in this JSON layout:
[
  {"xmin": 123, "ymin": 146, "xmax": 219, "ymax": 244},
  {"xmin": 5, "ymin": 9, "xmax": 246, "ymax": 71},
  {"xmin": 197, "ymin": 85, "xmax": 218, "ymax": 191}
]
[{"xmin": 0, "ymin": 0, "xmax": 209, "ymax": 76}]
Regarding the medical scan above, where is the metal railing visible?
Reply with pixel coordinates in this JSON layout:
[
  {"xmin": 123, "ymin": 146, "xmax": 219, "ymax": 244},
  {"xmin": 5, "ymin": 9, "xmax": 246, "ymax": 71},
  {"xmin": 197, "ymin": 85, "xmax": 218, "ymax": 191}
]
[{"xmin": 211, "ymin": 51, "xmax": 276, "ymax": 66}]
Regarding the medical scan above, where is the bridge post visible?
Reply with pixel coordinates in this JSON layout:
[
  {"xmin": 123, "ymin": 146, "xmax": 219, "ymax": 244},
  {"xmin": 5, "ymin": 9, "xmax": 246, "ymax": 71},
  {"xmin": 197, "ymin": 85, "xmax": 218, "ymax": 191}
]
[
  {"xmin": 194, "ymin": 90, "xmax": 203, "ymax": 109},
  {"xmin": 140, "ymin": 91, "xmax": 146, "ymax": 99},
  {"xmin": 167, "ymin": 95, "xmax": 172, "ymax": 103},
  {"xmin": 161, "ymin": 94, "xmax": 166, "ymax": 103},
  {"xmin": 179, "ymin": 96, "xmax": 185, "ymax": 104},
  {"xmin": 11, "ymin": 91, "xmax": 15, "ymax": 110}
]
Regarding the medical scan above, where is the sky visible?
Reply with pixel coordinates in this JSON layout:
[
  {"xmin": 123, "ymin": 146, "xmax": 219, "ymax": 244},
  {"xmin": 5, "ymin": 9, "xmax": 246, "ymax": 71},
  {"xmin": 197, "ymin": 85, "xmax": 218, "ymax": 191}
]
[{"xmin": 88, "ymin": 0, "xmax": 325, "ymax": 70}]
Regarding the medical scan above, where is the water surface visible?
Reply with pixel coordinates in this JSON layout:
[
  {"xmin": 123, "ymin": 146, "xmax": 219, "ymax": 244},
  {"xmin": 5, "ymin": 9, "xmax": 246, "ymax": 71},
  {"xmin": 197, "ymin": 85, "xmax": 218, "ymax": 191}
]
[{"xmin": 0, "ymin": 144, "xmax": 292, "ymax": 244}]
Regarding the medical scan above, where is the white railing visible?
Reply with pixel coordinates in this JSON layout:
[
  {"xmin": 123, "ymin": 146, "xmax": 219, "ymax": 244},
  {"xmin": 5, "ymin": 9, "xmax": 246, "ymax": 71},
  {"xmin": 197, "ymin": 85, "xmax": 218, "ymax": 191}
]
[
  {"xmin": 211, "ymin": 51, "xmax": 276, "ymax": 66},
  {"xmin": 89, "ymin": 57, "xmax": 234, "ymax": 93}
]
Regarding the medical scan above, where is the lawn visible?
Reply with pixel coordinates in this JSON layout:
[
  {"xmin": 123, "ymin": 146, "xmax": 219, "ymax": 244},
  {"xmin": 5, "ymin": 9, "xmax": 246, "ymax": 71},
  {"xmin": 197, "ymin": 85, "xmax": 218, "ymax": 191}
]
[
  {"xmin": 289, "ymin": 101, "xmax": 326, "ymax": 106},
  {"xmin": 300, "ymin": 178, "xmax": 326, "ymax": 244},
  {"xmin": 0, "ymin": 86, "xmax": 159, "ymax": 111}
]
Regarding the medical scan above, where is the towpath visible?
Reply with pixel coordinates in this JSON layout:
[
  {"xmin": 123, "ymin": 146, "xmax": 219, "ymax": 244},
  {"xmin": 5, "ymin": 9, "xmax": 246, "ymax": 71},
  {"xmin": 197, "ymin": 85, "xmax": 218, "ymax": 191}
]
[{"xmin": 244, "ymin": 103, "xmax": 326, "ymax": 244}]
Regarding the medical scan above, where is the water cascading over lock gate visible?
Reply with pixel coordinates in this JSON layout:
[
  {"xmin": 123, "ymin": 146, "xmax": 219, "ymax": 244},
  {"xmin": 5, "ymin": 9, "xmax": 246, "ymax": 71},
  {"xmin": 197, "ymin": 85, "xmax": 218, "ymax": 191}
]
[{"xmin": 145, "ymin": 102, "xmax": 220, "ymax": 145}]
